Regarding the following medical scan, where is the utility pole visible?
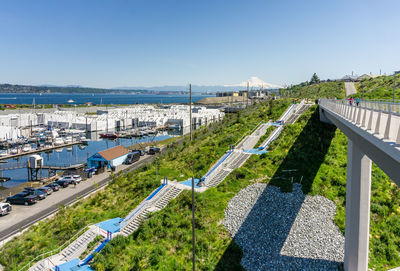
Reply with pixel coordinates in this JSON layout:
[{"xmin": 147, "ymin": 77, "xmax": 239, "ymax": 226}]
[
  {"xmin": 361, "ymin": 85, "xmax": 364, "ymax": 101},
  {"xmin": 393, "ymin": 75, "xmax": 396, "ymax": 103},
  {"xmin": 247, "ymin": 82, "xmax": 249, "ymax": 107},
  {"xmin": 191, "ymin": 176, "xmax": 196, "ymax": 271},
  {"xmin": 189, "ymin": 84, "xmax": 192, "ymax": 141}
]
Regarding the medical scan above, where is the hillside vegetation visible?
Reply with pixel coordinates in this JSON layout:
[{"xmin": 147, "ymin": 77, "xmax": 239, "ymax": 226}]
[
  {"xmin": 92, "ymin": 106, "xmax": 400, "ymax": 271},
  {"xmin": 1, "ymin": 100, "xmax": 399, "ymax": 270},
  {"xmin": 0, "ymin": 100, "xmax": 290, "ymax": 270},
  {"xmin": 282, "ymin": 81, "xmax": 345, "ymax": 99},
  {"xmin": 353, "ymin": 74, "xmax": 400, "ymax": 100}
]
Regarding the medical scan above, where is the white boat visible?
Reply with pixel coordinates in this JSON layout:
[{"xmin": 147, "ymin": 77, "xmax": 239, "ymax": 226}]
[
  {"xmin": 64, "ymin": 136, "xmax": 73, "ymax": 144},
  {"xmin": 66, "ymin": 146, "xmax": 73, "ymax": 151},
  {"xmin": 55, "ymin": 148, "xmax": 63, "ymax": 153},
  {"xmin": 10, "ymin": 148, "xmax": 18, "ymax": 155},
  {"xmin": 0, "ymin": 150, "xmax": 8, "ymax": 157},
  {"xmin": 78, "ymin": 144, "xmax": 86, "ymax": 150},
  {"xmin": 67, "ymin": 99, "xmax": 75, "ymax": 103},
  {"xmin": 54, "ymin": 137, "xmax": 64, "ymax": 146},
  {"xmin": 22, "ymin": 144, "xmax": 32, "ymax": 152}
]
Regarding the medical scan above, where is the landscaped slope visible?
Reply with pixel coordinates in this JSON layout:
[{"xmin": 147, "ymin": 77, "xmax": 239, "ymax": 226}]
[
  {"xmin": 94, "ymin": 106, "xmax": 400, "ymax": 270},
  {"xmin": 353, "ymin": 74, "xmax": 400, "ymax": 100},
  {"xmin": 0, "ymin": 100, "xmax": 290, "ymax": 270},
  {"xmin": 282, "ymin": 81, "xmax": 345, "ymax": 99}
]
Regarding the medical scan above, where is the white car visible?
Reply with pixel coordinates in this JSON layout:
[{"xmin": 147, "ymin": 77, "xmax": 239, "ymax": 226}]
[
  {"xmin": 60, "ymin": 175, "xmax": 81, "ymax": 184},
  {"xmin": 72, "ymin": 175, "xmax": 82, "ymax": 183},
  {"xmin": 0, "ymin": 202, "xmax": 12, "ymax": 216}
]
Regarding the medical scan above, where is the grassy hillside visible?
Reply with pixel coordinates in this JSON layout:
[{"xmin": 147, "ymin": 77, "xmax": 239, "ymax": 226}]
[
  {"xmin": 2, "ymin": 101, "xmax": 399, "ymax": 270},
  {"xmin": 282, "ymin": 81, "xmax": 345, "ymax": 99},
  {"xmin": 353, "ymin": 74, "xmax": 400, "ymax": 100},
  {"xmin": 93, "ymin": 106, "xmax": 400, "ymax": 271},
  {"xmin": 0, "ymin": 100, "xmax": 290, "ymax": 270}
]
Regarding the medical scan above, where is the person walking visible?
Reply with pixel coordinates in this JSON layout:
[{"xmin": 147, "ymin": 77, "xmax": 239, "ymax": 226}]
[{"xmin": 355, "ymin": 97, "xmax": 360, "ymax": 106}]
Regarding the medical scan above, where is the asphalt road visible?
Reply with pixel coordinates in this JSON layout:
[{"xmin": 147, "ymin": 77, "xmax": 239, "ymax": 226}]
[{"xmin": 0, "ymin": 154, "xmax": 157, "ymax": 243}]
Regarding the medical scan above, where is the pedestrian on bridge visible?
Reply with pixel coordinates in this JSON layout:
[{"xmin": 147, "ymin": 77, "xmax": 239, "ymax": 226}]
[{"xmin": 355, "ymin": 97, "xmax": 360, "ymax": 106}]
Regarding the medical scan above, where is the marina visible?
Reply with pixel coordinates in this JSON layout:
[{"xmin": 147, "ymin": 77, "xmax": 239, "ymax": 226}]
[{"xmin": 0, "ymin": 102, "xmax": 225, "ymax": 188}]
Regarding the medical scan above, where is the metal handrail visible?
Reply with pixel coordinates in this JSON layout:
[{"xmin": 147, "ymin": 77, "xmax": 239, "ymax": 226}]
[
  {"xmin": 18, "ymin": 223, "xmax": 95, "ymax": 271},
  {"xmin": 233, "ymin": 121, "xmax": 263, "ymax": 147}
]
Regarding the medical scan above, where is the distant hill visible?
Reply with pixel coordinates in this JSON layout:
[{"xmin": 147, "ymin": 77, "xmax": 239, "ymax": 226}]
[{"xmin": 0, "ymin": 83, "xmax": 148, "ymax": 94}]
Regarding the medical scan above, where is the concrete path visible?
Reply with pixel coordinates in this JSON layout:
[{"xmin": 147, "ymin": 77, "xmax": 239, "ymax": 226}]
[{"xmin": 344, "ymin": 82, "xmax": 357, "ymax": 96}]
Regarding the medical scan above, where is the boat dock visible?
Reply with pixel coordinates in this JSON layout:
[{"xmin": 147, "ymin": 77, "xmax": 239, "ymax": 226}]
[{"xmin": 0, "ymin": 141, "xmax": 83, "ymax": 161}]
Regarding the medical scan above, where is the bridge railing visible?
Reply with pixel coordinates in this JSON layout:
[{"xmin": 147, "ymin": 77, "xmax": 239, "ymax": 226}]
[
  {"xmin": 323, "ymin": 99, "xmax": 400, "ymax": 116},
  {"xmin": 319, "ymin": 99, "xmax": 400, "ymax": 143}
]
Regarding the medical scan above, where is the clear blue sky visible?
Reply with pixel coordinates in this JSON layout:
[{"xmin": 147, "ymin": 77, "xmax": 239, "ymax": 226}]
[{"xmin": 0, "ymin": 0, "xmax": 399, "ymax": 88}]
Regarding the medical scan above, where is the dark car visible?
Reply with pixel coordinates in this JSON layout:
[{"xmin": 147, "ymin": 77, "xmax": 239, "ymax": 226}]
[
  {"xmin": 45, "ymin": 183, "xmax": 60, "ymax": 191},
  {"xmin": 23, "ymin": 189, "xmax": 46, "ymax": 200},
  {"xmin": 131, "ymin": 149, "xmax": 145, "ymax": 156},
  {"xmin": 55, "ymin": 179, "xmax": 69, "ymax": 188},
  {"xmin": 37, "ymin": 186, "xmax": 53, "ymax": 195},
  {"xmin": 6, "ymin": 193, "xmax": 37, "ymax": 205},
  {"xmin": 124, "ymin": 151, "xmax": 140, "ymax": 165},
  {"xmin": 148, "ymin": 147, "xmax": 160, "ymax": 155}
]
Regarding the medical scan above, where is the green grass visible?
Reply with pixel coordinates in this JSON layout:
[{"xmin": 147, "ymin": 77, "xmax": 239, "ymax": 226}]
[
  {"xmin": 353, "ymin": 74, "xmax": 400, "ymax": 100},
  {"xmin": 95, "ymin": 106, "xmax": 400, "ymax": 270},
  {"xmin": 0, "ymin": 100, "xmax": 290, "ymax": 270},
  {"xmin": 281, "ymin": 81, "xmax": 345, "ymax": 99},
  {"xmin": 2, "ymin": 100, "xmax": 399, "ymax": 270}
]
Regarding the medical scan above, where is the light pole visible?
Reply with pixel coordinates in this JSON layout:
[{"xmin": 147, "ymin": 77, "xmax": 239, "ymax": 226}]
[
  {"xmin": 189, "ymin": 84, "xmax": 192, "ymax": 142},
  {"xmin": 393, "ymin": 75, "xmax": 396, "ymax": 103},
  {"xmin": 191, "ymin": 176, "xmax": 196, "ymax": 271},
  {"xmin": 361, "ymin": 85, "xmax": 364, "ymax": 101}
]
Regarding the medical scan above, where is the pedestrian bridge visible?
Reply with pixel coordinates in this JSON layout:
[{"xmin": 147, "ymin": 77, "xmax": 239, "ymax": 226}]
[{"xmin": 319, "ymin": 99, "xmax": 400, "ymax": 271}]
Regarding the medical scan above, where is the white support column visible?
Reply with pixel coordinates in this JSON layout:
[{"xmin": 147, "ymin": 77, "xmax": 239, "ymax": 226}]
[{"xmin": 344, "ymin": 139, "xmax": 372, "ymax": 271}]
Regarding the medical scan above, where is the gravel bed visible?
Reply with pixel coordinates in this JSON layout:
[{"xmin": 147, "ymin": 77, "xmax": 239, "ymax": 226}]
[{"xmin": 223, "ymin": 183, "xmax": 344, "ymax": 271}]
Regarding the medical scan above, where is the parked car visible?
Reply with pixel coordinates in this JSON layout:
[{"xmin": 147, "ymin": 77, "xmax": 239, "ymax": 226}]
[
  {"xmin": 60, "ymin": 175, "xmax": 81, "ymax": 184},
  {"xmin": 23, "ymin": 189, "xmax": 46, "ymax": 200},
  {"xmin": 45, "ymin": 183, "xmax": 60, "ymax": 192},
  {"xmin": 124, "ymin": 151, "xmax": 140, "ymax": 165},
  {"xmin": 148, "ymin": 147, "xmax": 160, "ymax": 155},
  {"xmin": 0, "ymin": 202, "xmax": 12, "ymax": 215},
  {"xmin": 72, "ymin": 175, "xmax": 82, "ymax": 183},
  {"xmin": 55, "ymin": 180, "xmax": 69, "ymax": 188},
  {"xmin": 37, "ymin": 186, "xmax": 53, "ymax": 195},
  {"xmin": 131, "ymin": 149, "xmax": 145, "ymax": 156},
  {"xmin": 6, "ymin": 193, "xmax": 37, "ymax": 205}
]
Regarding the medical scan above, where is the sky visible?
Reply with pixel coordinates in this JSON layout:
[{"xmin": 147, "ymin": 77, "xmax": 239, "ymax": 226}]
[{"xmin": 0, "ymin": 0, "xmax": 399, "ymax": 88}]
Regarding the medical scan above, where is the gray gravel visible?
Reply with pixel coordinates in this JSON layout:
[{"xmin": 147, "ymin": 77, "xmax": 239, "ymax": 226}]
[{"xmin": 223, "ymin": 183, "xmax": 344, "ymax": 271}]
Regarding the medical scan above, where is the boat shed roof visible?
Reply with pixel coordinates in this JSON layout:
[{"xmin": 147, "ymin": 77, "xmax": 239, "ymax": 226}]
[{"xmin": 97, "ymin": 145, "xmax": 129, "ymax": 161}]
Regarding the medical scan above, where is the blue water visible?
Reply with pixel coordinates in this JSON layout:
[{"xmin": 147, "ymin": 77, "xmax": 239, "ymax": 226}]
[
  {"xmin": 1, "ymin": 133, "xmax": 173, "ymax": 188},
  {"xmin": 0, "ymin": 93, "xmax": 212, "ymax": 105}
]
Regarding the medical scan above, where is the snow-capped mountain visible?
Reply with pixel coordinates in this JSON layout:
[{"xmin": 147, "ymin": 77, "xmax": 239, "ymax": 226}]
[
  {"xmin": 114, "ymin": 76, "xmax": 282, "ymax": 93},
  {"xmin": 224, "ymin": 76, "xmax": 283, "ymax": 89}
]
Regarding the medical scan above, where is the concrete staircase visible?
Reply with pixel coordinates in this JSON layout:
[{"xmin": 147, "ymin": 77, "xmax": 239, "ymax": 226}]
[
  {"xmin": 120, "ymin": 208, "xmax": 151, "ymax": 236},
  {"xmin": 60, "ymin": 229, "xmax": 97, "ymax": 261},
  {"xmin": 28, "ymin": 259, "xmax": 52, "ymax": 271},
  {"xmin": 120, "ymin": 185, "xmax": 183, "ymax": 236},
  {"xmin": 153, "ymin": 186, "xmax": 183, "ymax": 210}
]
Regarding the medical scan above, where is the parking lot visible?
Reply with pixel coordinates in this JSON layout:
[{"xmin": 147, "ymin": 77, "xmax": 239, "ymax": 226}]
[{"xmin": 0, "ymin": 153, "xmax": 156, "ymax": 242}]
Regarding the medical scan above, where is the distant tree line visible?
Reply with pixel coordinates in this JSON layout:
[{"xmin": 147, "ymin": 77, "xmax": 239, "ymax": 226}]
[{"xmin": 0, "ymin": 83, "xmax": 147, "ymax": 94}]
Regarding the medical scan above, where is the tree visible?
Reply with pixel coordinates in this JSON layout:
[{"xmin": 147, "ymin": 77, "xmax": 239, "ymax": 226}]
[{"xmin": 310, "ymin": 73, "xmax": 320, "ymax": 84}]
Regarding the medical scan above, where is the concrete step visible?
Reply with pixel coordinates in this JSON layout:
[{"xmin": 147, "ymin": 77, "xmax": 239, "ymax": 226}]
[{"xmin": 61, "ymin": 229, "xmax": 97, "ymax": 261}]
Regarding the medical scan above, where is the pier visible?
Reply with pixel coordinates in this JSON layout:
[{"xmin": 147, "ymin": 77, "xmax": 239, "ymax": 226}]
[{"xmin": 0, "ymin": 141, "xmax": 83, "ymax": 161}]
